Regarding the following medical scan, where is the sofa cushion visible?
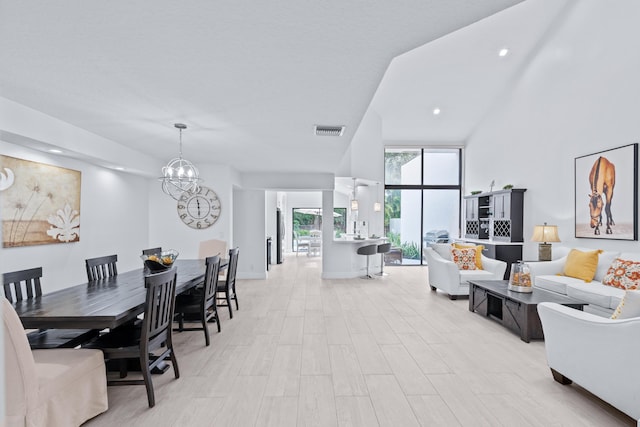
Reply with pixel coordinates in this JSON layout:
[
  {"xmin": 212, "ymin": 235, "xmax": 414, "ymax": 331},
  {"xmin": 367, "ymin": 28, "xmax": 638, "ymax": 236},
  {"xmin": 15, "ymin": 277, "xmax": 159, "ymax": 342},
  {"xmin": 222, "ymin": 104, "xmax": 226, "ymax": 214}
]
[
  {"xmin": 430, "ymin": 243, "xmax": 452, "ymax": 260},
  {"xmin": 452, "ymin": 243, "xmax": 483, "ymax": 269},
  {"xmin": 534, "ymin": 274, "xmax": 584, "ymax": 295},
  {"xmin": 562, "ymin": 249, "xmax": 602, "ymax": 282},
  {"xmin": 610, "ymin": 290, "xmax": 640, "ymax": 319},
  {"xmin": 459, "ymin": 269, "xmax": 495, "ymax": 283},
  {"xmin": 594, "ymin": 251, "xmax": 621, "ymax": 282},
  {"xmin": 565, "ymin": 281, "xmax": 625, "ymax": 309},
  {"xmin": 602, "ymin": 258, "xmax": 640, "ymax": 290}
]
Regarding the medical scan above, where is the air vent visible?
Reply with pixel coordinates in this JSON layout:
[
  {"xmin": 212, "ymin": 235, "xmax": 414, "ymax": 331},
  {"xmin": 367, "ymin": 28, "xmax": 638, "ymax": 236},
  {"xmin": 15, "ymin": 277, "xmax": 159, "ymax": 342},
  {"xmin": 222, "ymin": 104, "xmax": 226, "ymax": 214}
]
[{"xmin": 314, "ymin": 125, "xmax": 345, "ymax": 137}]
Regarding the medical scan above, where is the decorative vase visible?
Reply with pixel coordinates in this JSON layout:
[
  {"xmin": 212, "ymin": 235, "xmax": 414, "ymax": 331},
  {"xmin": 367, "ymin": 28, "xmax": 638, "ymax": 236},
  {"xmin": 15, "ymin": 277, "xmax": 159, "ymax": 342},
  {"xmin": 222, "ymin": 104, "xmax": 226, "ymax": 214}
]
[{"xmin": 508, "ymin": 261, "xmax": 532, "ymax": 293}]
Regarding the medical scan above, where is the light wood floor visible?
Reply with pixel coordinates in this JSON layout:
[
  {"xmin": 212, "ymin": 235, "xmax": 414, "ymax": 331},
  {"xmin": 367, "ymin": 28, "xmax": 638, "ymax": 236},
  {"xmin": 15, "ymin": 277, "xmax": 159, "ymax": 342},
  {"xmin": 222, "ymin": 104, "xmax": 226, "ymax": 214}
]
[{"xmin": 85, "ymin": 254, "xmax": 634, "ymax": 426}]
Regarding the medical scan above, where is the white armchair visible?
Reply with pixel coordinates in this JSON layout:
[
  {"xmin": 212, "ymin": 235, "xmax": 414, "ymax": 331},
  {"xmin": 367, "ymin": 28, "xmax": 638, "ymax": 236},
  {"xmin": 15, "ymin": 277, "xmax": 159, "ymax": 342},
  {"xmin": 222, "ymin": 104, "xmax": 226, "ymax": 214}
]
[
  {"xmin": 2, "ymin": 298, "xmax": 108, "ymax": 426},
  {"xmin": 424, "ymin": 245, "xmax": 507, "ymax": 300},
  {"xmin": 538, "ymin": 302, "xmax": 640, "ymax": 426}
]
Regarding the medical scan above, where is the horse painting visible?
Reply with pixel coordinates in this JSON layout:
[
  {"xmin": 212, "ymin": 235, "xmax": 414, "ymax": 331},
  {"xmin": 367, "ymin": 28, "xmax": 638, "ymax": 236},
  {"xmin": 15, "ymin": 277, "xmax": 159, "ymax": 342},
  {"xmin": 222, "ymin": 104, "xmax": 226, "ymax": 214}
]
[{"xmin": 588, "ymin": 156, "xmax": 616, "ymax": 235}]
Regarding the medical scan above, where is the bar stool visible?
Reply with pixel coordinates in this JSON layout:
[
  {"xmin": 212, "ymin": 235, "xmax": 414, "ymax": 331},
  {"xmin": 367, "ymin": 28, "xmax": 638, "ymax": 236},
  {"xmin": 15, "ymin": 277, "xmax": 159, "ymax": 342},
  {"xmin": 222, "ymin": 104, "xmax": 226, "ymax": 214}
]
[
  {"xmin": 376, "ymin": 242, "xmax": 392, "ymax": 276},
  {"xmin": 356, "ymin": 244, "xmax": 378, "ymax": 279}
]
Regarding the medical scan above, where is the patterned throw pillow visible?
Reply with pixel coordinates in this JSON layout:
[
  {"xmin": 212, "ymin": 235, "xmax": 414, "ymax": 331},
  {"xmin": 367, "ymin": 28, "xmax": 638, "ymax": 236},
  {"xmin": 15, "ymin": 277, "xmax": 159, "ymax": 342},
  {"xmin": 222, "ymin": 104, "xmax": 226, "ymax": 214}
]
[
  {"xmin": 603, "ymin": 258, "xmax": 640, "ymax": 290},
  {"xmin": 611, "ymin": 290, "xmax": 640, "ymax": 319},
  {"xmin": 452, "ymin": 243, "xmax": 484, "ymax": 270},
  {"xmin": 451, "ymin": 247, "xmax": 477, "ymax": 270}
]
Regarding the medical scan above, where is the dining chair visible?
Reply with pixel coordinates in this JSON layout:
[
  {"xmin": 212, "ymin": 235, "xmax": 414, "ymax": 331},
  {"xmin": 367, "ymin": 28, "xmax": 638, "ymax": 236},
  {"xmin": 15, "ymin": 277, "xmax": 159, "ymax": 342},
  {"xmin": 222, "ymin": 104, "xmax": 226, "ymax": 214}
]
[
  {"xmin": 2, "ymin": 298, "xmax": 108, "ymax": 425},
  {"xmin": 142, "ymin": 247, "xmax": 162, "ymax": 257},
  {"xmin": 174, "ymin": 255, "xmax": 221, "ymax": 345},
  {"xmin": 294, "ymin": 231, "xmax": 309, "ymax": 256},
  {"xmin": 308, "ymin": 230, "xmax": 322, "ymax": 257},
  {"xmin": 3, "ymin": 267, "xmax": 99, "ymax": 349},
  {"xmin": 84, "ymin": 268, "xmax": 179, "ymax": 408},
  {"xmin": 217, "ymin": 247, "xmax": 240, "ymax": 318},
  {"xmin": 85, "ymin": 254, "xmax": 118, "ymax": 281},
  {"xmin": 198, "ymin": 238, "xmax": 228, "ymax": 279}
]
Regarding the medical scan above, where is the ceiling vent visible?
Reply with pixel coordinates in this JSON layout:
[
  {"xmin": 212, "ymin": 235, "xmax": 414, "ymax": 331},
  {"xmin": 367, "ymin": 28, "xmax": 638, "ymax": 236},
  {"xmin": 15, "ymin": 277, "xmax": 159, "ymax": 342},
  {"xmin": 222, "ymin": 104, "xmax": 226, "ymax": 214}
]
[{"xmin": 314, "ymin": 125, "xmax": 345, "ymax": 137}]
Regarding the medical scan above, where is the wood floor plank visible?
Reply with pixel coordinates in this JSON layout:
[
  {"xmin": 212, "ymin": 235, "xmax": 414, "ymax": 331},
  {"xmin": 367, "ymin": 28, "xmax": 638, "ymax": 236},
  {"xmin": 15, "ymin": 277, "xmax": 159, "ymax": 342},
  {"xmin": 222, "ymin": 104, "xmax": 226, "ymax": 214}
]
[
  {"xmin": 335, "ymin": 396, "xmax": 380, "ymax": 427},
  {"xmin": 297, "ymin": 375, "xmax": 338, "ymax": 427},
  {"xmin": 365, "ymin": 374, "xmax": 420, "ymax": 427}
]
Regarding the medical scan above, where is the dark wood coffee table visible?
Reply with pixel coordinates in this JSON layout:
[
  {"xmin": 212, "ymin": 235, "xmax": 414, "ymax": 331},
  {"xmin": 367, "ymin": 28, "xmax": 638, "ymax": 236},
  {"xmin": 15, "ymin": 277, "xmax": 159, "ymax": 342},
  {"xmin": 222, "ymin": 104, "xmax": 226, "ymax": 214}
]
[{"xmin": 468, "ymin": 280, "xmax": 587, "ymax": 342}]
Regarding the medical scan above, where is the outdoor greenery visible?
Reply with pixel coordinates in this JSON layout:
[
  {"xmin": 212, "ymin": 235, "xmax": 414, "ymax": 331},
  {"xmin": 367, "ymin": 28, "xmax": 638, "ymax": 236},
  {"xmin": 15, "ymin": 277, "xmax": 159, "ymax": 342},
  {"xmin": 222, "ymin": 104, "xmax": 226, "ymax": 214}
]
[
  {"xmin": 386, "ymin": 231, "xmax": 420, "ymax": 260},
  {"xmin": 292, "ymin": 208, "xmax": 346, "ymax": 234}
]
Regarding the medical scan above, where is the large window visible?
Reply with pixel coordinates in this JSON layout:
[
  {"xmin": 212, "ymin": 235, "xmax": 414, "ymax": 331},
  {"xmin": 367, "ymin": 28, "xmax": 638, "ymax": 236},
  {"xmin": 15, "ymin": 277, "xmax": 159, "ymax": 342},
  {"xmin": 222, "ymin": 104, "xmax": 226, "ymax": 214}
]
[{"xmin": 384, "ymin": 148, "xmax": 461, "ymax": 265}]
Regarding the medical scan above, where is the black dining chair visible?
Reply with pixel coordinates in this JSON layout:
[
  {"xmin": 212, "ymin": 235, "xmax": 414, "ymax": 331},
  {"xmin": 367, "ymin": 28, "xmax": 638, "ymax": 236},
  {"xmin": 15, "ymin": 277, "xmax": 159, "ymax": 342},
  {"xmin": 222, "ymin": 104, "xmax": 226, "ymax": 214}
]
[
  {"xmin": 85, "ymin": 254, "xmax": 118, "ymax": 281},
  {"xmin": 174, "ymin": 255, "xmax": 221, "ymax": 345},
  {"xmin": 142, "ymin": 247, "xmax": 162, "ymax": 257},
  {"xmin": 84, "ymin": 268, "xmax": 179, "ymax": 408},
  {"xmin": 3, "ymin": 267, "xmax": 99, "ymax": 349},
  {"xmin": 217, "ymin": 247, "xmax": 240, "ymax": 318}
]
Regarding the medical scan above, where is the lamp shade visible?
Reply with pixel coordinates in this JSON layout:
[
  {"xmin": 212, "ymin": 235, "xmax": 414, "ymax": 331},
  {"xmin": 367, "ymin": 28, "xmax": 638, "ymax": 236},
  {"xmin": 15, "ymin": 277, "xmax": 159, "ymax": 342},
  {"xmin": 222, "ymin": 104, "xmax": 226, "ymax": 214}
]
[
  {"xmin": 351, "ymin": 199, "xmax": 359, "ymax": 211},
  {"xmin": 531, "ymin": 224, "xmax": 560, "ymax": 243}
]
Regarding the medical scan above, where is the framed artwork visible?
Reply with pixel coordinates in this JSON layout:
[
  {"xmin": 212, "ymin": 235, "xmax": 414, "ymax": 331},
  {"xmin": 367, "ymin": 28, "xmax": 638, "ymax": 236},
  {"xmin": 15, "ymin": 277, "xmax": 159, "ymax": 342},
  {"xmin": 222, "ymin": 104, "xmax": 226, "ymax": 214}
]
[
  {"xmin": 575, "ymin": 143, "xmax": 638, "ymax": 240},
  {"xmin": 0, "ymin": 155, "xmax": 81, "ymax": 247}
]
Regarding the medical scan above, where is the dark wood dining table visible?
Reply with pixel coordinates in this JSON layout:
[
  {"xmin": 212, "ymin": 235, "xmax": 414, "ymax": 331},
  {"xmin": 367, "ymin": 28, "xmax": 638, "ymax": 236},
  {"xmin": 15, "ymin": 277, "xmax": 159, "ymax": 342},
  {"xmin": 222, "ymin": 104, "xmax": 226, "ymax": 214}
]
[{"xmin": 13, "ymin": 259, "xmax": 219, "ymax": 330}]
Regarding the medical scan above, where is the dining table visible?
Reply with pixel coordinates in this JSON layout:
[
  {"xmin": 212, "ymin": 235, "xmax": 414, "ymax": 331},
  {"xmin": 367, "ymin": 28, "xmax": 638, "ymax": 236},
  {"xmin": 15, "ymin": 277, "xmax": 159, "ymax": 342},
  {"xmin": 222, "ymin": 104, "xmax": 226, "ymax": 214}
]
[{"xmin": 12, "ymin": 259, "xmax": 224, "ymax": 331}]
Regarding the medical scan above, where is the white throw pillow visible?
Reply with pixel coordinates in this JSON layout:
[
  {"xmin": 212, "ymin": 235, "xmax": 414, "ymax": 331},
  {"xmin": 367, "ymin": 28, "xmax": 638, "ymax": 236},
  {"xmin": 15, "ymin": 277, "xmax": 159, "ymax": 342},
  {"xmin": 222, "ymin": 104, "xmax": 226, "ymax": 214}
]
[{"xmin": 610, "ymin": 290, "xmax": 640, "ymax": 319}]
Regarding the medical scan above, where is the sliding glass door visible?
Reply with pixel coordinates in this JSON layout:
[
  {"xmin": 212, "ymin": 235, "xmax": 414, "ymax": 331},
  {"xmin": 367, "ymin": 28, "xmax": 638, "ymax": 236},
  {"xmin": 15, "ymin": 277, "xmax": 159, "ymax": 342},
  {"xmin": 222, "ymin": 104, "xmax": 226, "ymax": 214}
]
[{"xmin": 384, "ymin": 148, "xmax": 461, "ymax": 265}]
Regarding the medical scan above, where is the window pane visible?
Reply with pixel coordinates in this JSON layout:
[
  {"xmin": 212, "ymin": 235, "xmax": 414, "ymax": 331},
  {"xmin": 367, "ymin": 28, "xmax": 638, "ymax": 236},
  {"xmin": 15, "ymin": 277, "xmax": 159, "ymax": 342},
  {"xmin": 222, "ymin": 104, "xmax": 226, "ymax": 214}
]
[
  {"xmin": 422, "ymin": 190, "xmax": 460, "ymax": 252},
  {"xmin": 384, "ymin": 149, "xmax": 421, "ymax": 185},
  {"xmin": 384, "ymin": 189, "xmax": 422, "ymax": 265},
  {"xmin": 423, "ymin": 149, "xmax": 460, "ymax": 185}
]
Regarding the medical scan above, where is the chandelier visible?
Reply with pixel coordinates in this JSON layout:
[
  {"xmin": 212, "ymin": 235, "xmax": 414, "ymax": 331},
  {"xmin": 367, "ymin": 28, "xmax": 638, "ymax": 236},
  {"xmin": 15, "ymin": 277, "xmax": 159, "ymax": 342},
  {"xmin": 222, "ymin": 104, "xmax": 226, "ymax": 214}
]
[{"xmin": 159, "ymin": 123, "xmax": 202, "ymax": 200}]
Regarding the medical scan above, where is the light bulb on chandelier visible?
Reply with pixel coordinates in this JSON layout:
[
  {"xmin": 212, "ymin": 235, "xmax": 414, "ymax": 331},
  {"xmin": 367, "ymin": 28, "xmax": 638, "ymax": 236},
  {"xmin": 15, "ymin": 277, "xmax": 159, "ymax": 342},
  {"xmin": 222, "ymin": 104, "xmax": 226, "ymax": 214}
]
[{"xmin": 159, "ymin": 123, "xmax": 202, "ymax": 200}]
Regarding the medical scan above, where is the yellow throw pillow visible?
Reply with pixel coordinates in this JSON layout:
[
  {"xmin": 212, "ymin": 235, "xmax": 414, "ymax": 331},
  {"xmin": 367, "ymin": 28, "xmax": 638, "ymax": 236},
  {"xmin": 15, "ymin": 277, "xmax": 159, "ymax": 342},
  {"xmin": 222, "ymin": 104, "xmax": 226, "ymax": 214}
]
[
  {"xmin": 562, "ymin": 249, "xmax": 603, "ymax": 282},
  {"xmin": 451, "ymin": 247, "xmax": 477, "ymax": 270},
  {"xmin": 452, "ymin": 243, "xmax": 484, "ymax": 270}
]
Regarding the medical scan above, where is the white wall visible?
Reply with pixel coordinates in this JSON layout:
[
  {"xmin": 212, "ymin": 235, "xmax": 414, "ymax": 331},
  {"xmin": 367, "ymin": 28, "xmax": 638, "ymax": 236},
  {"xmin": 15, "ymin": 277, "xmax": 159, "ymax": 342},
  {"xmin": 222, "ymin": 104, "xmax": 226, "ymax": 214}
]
[
  {"xmin": 0, "ymin": 140, "xmax": 149, "ymax": 292},
  {"xmin": 465, "ymin": 1, "xmax": 640, "ymax": 260},
  {"xmin": 233, "ymin": 188, "xmax": 267, "ymax": 279}
]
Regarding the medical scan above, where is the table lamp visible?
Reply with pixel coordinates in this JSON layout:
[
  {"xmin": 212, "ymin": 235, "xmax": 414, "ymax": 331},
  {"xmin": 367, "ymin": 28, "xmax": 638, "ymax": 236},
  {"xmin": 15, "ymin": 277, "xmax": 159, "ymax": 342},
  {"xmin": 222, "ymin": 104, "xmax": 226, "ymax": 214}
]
[{"xmin": 531, "ymin": 222, "xmax": 560, "ymax": 261}]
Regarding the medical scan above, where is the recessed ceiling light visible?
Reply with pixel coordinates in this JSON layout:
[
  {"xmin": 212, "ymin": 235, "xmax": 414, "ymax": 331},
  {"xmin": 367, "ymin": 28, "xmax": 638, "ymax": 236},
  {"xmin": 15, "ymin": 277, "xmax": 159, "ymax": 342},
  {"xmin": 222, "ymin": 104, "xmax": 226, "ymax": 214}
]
[
  {"xmin": 114, "ymin": 166, "xmax": 125, "ymax": 171},
  {"xmin": 433, "ymin": 108, "xmax": 441, "ymax": 115},
  {"xmin": 498, "ymin": 48, "xmax": 509, "ymax": 57},
  {"xmin": 48, "ymin": 149, "xmax": 63, "ymax": 153}
]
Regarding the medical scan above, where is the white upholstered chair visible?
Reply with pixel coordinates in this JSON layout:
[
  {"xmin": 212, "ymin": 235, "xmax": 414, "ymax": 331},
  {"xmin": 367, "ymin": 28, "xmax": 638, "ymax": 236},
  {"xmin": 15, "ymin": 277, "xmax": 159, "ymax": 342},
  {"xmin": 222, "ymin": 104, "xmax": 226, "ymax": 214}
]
[
  {"xmin": 424, "ymin": 243, "xmax": 507, "ymax": 299},
  {"xmin": 538, "ymin": 302, "xmax": 640, "ymax": 426},
  {"xmin": 199, "ymin": 239, "xmax": 228, "ymax": 278},
  {"xmin": 2, "ymin": 298, "xmax": 108, "ymax": 426},
  {"xmin": 198, "ymin": 239, "xmax": 228, "ymax": 259}
]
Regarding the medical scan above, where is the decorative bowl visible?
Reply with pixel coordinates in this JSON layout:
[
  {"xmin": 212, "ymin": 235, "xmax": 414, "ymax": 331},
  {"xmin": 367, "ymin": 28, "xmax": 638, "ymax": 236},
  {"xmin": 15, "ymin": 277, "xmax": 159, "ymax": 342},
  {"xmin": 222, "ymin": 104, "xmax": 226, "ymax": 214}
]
[{"xmin": 141, "ymin": 249, "xmax": 179, "ymax": 272}]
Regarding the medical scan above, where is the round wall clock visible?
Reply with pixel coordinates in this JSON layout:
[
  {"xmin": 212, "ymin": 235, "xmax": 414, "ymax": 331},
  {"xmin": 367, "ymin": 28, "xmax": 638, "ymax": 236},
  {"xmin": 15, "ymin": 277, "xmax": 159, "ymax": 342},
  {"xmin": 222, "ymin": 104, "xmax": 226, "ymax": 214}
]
[{"xmin": 177, "ymin": 186, "xmax": 221, "ymax": 229}]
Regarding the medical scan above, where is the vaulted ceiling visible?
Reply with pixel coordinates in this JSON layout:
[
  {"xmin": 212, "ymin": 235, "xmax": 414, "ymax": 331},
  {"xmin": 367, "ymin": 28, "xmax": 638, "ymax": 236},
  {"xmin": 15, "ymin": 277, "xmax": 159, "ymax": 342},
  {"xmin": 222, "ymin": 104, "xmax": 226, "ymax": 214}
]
[{"xmin": 0, "ymin": 1, "xmax": 530, "ymax": 175}]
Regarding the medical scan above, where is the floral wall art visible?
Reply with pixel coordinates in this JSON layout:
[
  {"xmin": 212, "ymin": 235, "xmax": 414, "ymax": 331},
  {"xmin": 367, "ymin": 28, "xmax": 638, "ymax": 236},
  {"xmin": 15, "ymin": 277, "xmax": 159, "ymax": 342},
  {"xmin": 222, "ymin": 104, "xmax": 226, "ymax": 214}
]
[{"xmin": 0, "ymin": 155, "xmax": 81, "ymax": 247}]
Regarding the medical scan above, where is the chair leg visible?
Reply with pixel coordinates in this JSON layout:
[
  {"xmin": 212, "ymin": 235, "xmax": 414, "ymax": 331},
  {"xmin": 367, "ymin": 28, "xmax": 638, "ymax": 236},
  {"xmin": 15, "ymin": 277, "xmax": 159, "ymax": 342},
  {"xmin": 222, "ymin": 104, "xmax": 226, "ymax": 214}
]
[
  {"xmin": 140, "ymin": 357, "xmax": 155, "ymax": 408},
  {"xmin": 178, "ymin": 313, "xmax": 184, "ymax": 332},
  {"xmin": 170, "ymin": 348, "xmax": 180, "ymax": 379},
  {"xmin": 202, "ymin": 314, "xmax": 210, "ymax": 347},
  {"xmin": 227, "ymin": 294, "xmax": 233, "ymax": 318},
  {"xmin": 234, "ymin": 294, "xmax": 239, "ymax": 310}
]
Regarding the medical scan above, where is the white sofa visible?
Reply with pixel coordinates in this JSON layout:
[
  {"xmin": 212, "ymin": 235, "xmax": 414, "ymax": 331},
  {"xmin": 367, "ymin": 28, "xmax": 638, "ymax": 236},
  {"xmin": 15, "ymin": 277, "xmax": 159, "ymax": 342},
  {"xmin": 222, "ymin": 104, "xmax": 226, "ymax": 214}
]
[
  {"xmin": 538, "ymin": 302, "xmax": 640, "ymax": 426},
  {"xmin": 528, "ymin": 248, "xmax": 634, "ymax": 317},
  {"xmin": 424, "ymin": 244, "xmax": 507, "ymax": 299}
]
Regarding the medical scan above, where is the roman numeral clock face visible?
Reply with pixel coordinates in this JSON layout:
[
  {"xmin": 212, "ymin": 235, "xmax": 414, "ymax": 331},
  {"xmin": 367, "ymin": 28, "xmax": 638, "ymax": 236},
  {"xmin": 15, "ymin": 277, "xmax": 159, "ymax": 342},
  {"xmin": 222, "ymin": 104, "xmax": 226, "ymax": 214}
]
[{"xmin": 177, "ymin": 186, "xmax": 221, "ymax": 229}]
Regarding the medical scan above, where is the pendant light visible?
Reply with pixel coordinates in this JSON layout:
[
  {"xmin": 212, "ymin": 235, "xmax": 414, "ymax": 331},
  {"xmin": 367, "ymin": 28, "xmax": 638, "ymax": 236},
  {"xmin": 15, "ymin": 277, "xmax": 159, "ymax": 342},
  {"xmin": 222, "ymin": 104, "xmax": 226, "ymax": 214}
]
[
  {"xmin": 159, "ymin": 123, "xmax": 202, "ymax": 200},
  {"xmin": 373, "ymin": 182, "xmax": 382, "ymax": 212}
]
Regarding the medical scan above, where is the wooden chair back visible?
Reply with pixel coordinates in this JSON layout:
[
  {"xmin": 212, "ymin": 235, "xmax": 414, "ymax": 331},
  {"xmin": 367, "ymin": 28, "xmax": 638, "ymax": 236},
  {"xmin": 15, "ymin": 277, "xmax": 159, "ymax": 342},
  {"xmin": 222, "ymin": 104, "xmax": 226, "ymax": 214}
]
[
  {"xmin": 202, "ymin": 256, "xmax": 221, "ymax": 312},
  {"xmin": 141, "ymin": 268, "xmax": 177, "ymax": 354},
  {"xmin": 85, "ymin": 255, "xmax": 118, "ymax": 281},
  {"xmin": 3, "ymin": 267, "xmax": 43, "ymax": 303},
  {"xmin": 224, "ymin": 247, "xmax": 240, "ymax": 294}
]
